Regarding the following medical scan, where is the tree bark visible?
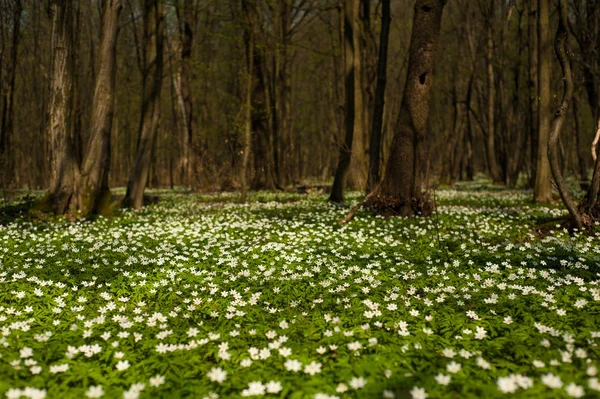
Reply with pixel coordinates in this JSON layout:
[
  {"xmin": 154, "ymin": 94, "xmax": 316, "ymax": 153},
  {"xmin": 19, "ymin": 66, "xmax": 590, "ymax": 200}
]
[
  {"xmin": 79, "ymin": 0, "xmax": 121, "ymax": 216},
  {"xmin": 528, "ymin": 0, "xmax": 538, "ymax": 188},
  {"xmin": 42, "ymin": 0, "xmax": 80, "ymax": 214},
  {"xmin": 573, "ymin": 97, "xmax": 589, "ymax": 190},
  {"xmin": 176, "ymin": 0, "xmax": 195, "ymax": 188},
  {"xmin": 240, "ymin": 0, "xmax": 254, "ymax": 203},
  {"xmin": 366, "ymin": 0, "xmax": 390, "ymax": 193},
  {"xmin": 547, "ymin": 0, "xmax": 582, "ymax": 229},
  {"xmin": 123, "ymin": 0, "xmax": 165, "ymax": 209},
  {"xmin": 366, "ymin": 0, "xmax": 446, "ymax": 216},
  {"xmin": 330, "ymin": 0, "xmax": 360, "ymax": 203},
  {"xmin": 0, "ymin": 0, "xmax": 22, "ymax": 190},
  {"xmin": 484, "ymin": 2, "xmax": 502, "ymax": 184},
  {"xmin": 534, "ymin": 0, "xmax": 552, "ymax": 203}
]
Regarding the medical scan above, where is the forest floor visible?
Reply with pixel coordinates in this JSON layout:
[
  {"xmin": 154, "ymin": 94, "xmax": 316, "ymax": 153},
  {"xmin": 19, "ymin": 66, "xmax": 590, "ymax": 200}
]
[{"xmin": 0, "ymin": 181, "xmax": 599, "ymax": 399}]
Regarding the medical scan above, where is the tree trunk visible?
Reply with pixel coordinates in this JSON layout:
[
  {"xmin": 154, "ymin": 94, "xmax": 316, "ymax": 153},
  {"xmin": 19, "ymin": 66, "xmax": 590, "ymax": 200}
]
[
  {"xmin": 485, "ymin": 5, "xmax": 502, "ymax": 184},
  {"xmin": 573, "ymin": 97, "xmax": 589, "ymax": 190},
  {"xmin": 79, "ymin": 0, "xmax": 121, "ymax": 216},
  {"xmin": 366, "ymin": 0, "xmax": 446, "ymax": 216},
  {"xmin": 366, "ymin": 0, "xmax": 390, "ymax": 193},
  {"xmin": 176, "ymin": 0, "xmax": 195, "ymax": 188},
  {"xmin": 547, "ymin": 0, "xmax": 582, "ymax": 229},
  {"xmin": 528, "ymin": 0, "xmax": 538, "ymax": 188},
  {"xmin": 0, "ymin": 0, "xmax": 22, "ymax": 190},
  {"xmin": 534, "ymin": 0, "xmax": 552, "ymax": 203},
  {"xmin": 123, "ymin": 0, "xmax": 165, "ymax": 209},
  {"xmin": 330, "ymin": 0, "xmax": 360, "ymax": 203},
  {"xmin": 240, "ymin": 0, "xmax": 254, "ymax": 202},
  {"xmin": 347, "ymin": 0, "xmax": 367, "ymax": 190},
  {"xmin": 42, "ymin": 0, "xmax": 80, "ymax": 214}
]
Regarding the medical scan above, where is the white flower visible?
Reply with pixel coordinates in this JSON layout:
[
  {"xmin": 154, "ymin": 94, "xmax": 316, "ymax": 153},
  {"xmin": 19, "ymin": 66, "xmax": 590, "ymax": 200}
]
[
  {"xmin": 349, "ymin": 377, "xmax": 367, "ymax": 389},
  {"xmin": 442, "ymin": 348, "xmax": 455, "ymax": 358},
  {"xmin": 115, "ymin": 360, "xmax": 130, "ymax": 371},
  {"xmin": 284, "ymin": 359, "xmax": 302, "ymax": 372},
  {"xmin": 565, "ymin": 383, "xmax": 584, "ymax": 398},
  {"xmin": 240, "ymin": 359, "xmax": 253, "ymax": 367},
  {"xmin": 336, "ymin": 383, "xmax": 348, "ymax": 393},
  {"xmin": 85, "ymin": 385, "xmax": 104, "ymax": 398},
  {"xmin": 497, "ymin": 376, "xmax": 518, "ymax": 393},
  {"xmin": 474, "ymin": 326, "xmax": 487, "ymax": 340},
  {"xmin": 265, "ymin": 381, "xmax": 282, "ymax": 394},
  {"xmin": 206, "ymin": 367, "xmax": 227, "ymax": 383},
  {"xmin": 409, "ymin": 386, "xmax": 428, "ymax": 399},
  {"xmin": 20, "ymin": 347, "xmax": 33, "ymax": 358},
  {"xmin": 304, "ymin": 361, "xmax": 322, "ymax": 375},
  {"xmin": 446, "ymin": 361, "xmax": 461, "ymax": 373},
  {"xmin": 503, "ymin": 316, "xmax": 513, "ymax": 325},
  {"xmin": 533, "ymin": 360, "xmax": 545, "ymax": 368},
  {"xmin": 241, "ymin": 381, "xmax": 265, "ymax": 396},
  {"xmin": 149, "ymin": 375, "xmax": 165, "ymax": 387},
  {"xmin": 435, "ymin": 374, "xmax": 451, "ymax": 386},
  {"xmin": 348, "ymin": 341, "xmax": 362, "ymax": 351},
  {"xmin": 541, "ymin": 373, "xmax": 563, "ymax": 389}
]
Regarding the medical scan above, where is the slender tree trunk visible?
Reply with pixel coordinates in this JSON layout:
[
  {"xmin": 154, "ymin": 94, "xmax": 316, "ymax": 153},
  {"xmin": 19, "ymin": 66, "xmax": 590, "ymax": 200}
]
[
  {"xmin": 347, "ymin": 0, "xmax": 366, "ymax": 190},
  {"xmin": 330, "ymin": 0, "xmax": 360, "ymax": 203},
  {"xmin": 123, "ymin": 0, "xmax": 165, "ymax": 209},
  {"xmin": 548, "ymin": 0, "xmax": 582, "ymax": 229},
  {"xmin": 240, "ymin": 0, "xmax": 254, "ymax": 202},
  {"xmin": 42, "ymin": 0, "xmax": 80, "ymax": 214},
  {"xmin": 176, "ymin": 0, "xmax": 195, "ymax": 188},
  {"xmin": 366, "ymin": 0, "xmax": 447, "ymax": 216},
  {"xmin": 528, "ymin": 1, "xmax": 538, "ymax": 188},
  {"xmin": 0, "ymin": 0, "xmax": 22, "ymax": 190},
  {"xmin": 366, "ymin": 0, "xmax": 390, "ymax": 193},
  {"xmin": 79, "ymin": 0, "xmax": 121, "ymax": 216},
  {"xmin": 485, "ymin": 6, "xmax": 502, "ymax": 184},
  {"xmin": 573, "ymin": 97, "xmax": 589, "ymax": 189},
  {"xmin": 534, "ymin": 0, "xmax": 552, "ymax": 203}
]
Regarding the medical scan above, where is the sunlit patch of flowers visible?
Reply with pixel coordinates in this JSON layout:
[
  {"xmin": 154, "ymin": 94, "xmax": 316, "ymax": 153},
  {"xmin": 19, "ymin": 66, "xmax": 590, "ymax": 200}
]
[{"xmin": 0, "ymin": 186, "xmax": 599, "ymax": 398}]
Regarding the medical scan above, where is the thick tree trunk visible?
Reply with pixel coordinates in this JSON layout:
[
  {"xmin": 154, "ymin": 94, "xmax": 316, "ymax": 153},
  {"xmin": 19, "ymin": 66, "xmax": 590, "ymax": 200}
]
[
  {"xmin": 42, "ymin": 0, "xmax": 80, "ymax": 214},
  {"xmin": 366, "ymin": 0, "xmax": 446, "ymax": 216},
  {"xmin": 0, "ymin": 0, "xmax": 22, "ymax": 190},
  {"xmin": 79, "ymin": 0, "xmax": 121, "ymax": 216},
  {"xmin": 330, "ymin": 0, "xmax": 360, "ymax": 203},
  {"xmin": 534, "ymin": 0, "xmax": 552, "ymax": 203},
  {"xmin": 123, "ymin": 0, "xmax": 165, "ymax": 209},
  {"xmin": 366, "ymin": 0, "xmax": 390, "ymax": 193}
]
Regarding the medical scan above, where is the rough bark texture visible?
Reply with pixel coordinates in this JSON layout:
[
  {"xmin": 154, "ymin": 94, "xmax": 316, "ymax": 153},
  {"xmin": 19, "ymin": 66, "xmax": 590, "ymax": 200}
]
[
  {"xmin": 547, "ymin": 0, "xmax": 582, "ymax": 229},
  {"xmin": 330, "ymin": 0, "xmax": 360, "ymax": 203},
  {"xmin": 533, "ymin": 0, "xmax": 552, "ymax": 203},
  {"xmin": 573, "ymin": 98, "xmax": 589, "ymax": 190},
  {"xmin": 0, "ymin": 0, "xmax": 22, "ymax": 189},
  {"xmin": 123, "ymin": 0, "xmax": 164, "ymax": 209},
  {"xmin": 366, "ymin": 0, "xmax": 390, "ymax": 193},
  {"xmin": 42, "ymin": 0, "xmax": 80, "ymax": 214},
  {"xmin": 79, "ymin": 0, "xmax": 121, "ymax": 216},
  {"xmin": 366, "ymin": 0, "xmax": 446, "ymax": 216}
]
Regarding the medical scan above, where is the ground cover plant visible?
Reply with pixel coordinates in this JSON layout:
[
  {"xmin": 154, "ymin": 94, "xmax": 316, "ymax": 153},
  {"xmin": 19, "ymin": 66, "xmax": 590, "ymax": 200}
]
[{"xmin": 0, "ymin": 184, "xmax": 599, "ymax": 398}]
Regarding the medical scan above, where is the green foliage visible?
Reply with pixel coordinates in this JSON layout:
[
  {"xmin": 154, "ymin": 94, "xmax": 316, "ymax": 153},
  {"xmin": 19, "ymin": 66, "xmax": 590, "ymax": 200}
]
[{"xmin": 0, "ymin": 185, "xmax": 598, "ymax": 398}]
